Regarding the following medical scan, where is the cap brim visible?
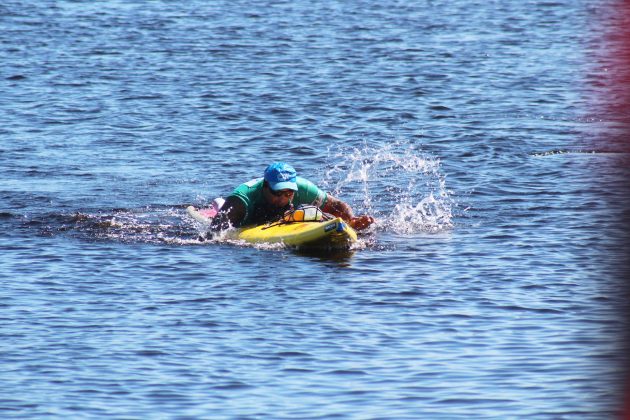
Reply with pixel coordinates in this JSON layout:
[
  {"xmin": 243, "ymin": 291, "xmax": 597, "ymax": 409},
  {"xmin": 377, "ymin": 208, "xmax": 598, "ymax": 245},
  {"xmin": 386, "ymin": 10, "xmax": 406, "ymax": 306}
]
[{"xmin": 270, "ymin": 181, "xmax": 298, "ymax": 191}]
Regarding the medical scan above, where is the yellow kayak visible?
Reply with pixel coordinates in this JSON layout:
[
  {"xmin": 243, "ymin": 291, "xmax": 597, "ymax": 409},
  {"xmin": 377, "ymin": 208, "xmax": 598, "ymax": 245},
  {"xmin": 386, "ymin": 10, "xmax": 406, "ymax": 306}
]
[{"xmin": 187, "ymin": 206, "xmax": 357, "ymax": 250}]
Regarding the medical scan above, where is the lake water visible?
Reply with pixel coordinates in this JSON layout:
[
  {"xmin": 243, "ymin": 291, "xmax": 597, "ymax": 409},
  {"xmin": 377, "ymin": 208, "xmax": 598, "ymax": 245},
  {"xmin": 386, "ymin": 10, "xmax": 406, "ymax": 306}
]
[{"xmin": 2, "ymin": 0, "xmax": 629, "ymax": 418}]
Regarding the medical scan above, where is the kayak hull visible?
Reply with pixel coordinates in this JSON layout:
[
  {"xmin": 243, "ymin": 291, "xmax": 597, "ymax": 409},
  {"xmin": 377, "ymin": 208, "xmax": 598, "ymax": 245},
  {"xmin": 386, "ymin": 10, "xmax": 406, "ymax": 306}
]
[{"xmin": 187, "ymin": 206, "xmax": 357, "ymax": 250}]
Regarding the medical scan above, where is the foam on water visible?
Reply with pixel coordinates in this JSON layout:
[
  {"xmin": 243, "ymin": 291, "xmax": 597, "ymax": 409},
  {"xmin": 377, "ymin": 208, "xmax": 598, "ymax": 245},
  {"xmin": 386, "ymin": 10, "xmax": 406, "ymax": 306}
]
[{"xmin": 321, "ymin": 140, "xmax": 454, "ymax": 234}]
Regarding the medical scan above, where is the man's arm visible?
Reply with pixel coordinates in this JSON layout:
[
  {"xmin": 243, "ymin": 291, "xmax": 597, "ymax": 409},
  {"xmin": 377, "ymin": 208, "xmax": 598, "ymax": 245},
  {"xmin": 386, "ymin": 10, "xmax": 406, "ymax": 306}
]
[
  {"xmin": 321, "ymin": 195, "xmax": 374, "ymax": 231},
  {"xmin": 210, "ymin": 196, "xmax": 246, "ymax": 231}
]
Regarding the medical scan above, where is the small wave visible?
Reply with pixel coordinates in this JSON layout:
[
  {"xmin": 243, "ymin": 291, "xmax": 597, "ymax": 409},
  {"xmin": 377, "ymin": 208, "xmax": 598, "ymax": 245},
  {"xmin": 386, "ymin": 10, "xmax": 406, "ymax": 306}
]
[
  {"xmin": 530, "ymin": 149, "xmax": 630, "ymax": 157},
  {"xmin": 324, "ymin": 369, "xmax": 368, "ymax": 376}
]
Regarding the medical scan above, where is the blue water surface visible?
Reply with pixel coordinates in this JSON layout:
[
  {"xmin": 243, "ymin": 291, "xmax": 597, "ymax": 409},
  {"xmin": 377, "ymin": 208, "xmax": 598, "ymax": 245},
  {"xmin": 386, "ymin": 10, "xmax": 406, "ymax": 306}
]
[{"xmin": 1, "ymin": 0, "xmax": 628, "ymax": 418}]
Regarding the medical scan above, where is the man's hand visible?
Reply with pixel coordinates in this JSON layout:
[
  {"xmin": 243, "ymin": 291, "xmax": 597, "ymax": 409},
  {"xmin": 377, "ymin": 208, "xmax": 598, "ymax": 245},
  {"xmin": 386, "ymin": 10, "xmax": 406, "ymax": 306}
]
[{"xmin": 349, "ymin": 215, "xmax": 375, "ymax": 231}]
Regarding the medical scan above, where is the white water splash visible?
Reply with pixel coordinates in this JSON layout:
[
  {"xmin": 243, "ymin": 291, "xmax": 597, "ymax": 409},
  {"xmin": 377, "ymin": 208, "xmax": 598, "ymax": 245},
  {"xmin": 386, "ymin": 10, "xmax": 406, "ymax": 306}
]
[{"xmin": 321, "ymin": 140, "xmax": 453, "ymax": 234}]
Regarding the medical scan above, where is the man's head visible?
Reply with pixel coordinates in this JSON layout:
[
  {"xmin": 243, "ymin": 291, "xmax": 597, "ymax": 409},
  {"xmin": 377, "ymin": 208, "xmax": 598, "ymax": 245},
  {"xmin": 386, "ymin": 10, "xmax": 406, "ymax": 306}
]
[
  {"xmin": 263, "ymin": 162, "xmax": 297, "ymax": 207},
  {"xmin": 264, "ymin": 162, "xmax": 298, "ymax": 191}
]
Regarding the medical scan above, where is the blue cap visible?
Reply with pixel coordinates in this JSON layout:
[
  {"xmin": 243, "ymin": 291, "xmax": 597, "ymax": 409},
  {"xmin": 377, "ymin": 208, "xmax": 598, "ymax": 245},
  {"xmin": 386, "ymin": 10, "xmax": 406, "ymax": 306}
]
[{"xmin": 264, "ymin": 162, "xmax": 298, "ymax": 191}]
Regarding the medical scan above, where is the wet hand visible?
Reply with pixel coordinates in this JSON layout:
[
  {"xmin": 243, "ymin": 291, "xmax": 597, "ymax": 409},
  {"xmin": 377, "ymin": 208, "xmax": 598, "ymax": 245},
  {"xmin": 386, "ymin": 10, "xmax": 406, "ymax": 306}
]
[{"xmin": 349, "ymin": 215, "xmax": 375, "ymax": 231}]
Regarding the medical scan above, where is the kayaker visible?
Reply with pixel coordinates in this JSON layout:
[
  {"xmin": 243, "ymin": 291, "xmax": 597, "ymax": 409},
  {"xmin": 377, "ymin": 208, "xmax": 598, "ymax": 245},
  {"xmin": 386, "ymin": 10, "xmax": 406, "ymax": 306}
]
[{"xmin": 210, "ymin": 162, "xmax": 375, "ymax": 231}]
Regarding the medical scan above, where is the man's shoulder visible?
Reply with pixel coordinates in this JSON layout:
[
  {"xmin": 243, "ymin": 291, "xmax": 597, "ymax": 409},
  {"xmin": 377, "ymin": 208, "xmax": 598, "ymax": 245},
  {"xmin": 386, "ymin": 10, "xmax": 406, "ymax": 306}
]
[
  {"xmin": 296, "ymin": 176, "xmax": 318, "ymax": 188},
  {"xmin": 227, "ymin": 178, "xmax": 264, "ymax": 225},
  {"xmin": 234, "ymin": 177, "xmax": 264, "ymax": 193},
  {"xmin": 229, "ymin": 178, "xmax": 264, "ymax": 210}
]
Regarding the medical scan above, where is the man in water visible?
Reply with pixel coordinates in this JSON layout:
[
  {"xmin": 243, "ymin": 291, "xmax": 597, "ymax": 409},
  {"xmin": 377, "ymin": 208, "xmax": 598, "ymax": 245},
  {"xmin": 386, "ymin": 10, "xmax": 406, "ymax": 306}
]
[{"xmin": 210, "ymin": 162, "xmax": 374, "ymax": 231}]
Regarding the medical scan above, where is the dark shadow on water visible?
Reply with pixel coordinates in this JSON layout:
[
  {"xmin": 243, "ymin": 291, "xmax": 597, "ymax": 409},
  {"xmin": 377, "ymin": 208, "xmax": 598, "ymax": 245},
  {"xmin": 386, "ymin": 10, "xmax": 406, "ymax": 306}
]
[{"xmin": 294, "ymin": 248, "xmax": 355, "ymax": 267}]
